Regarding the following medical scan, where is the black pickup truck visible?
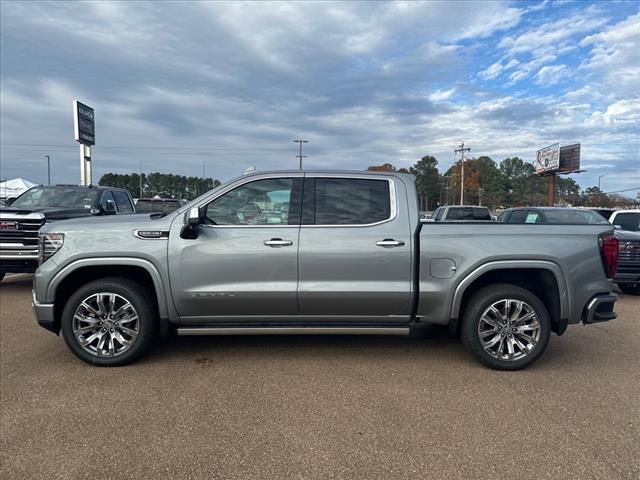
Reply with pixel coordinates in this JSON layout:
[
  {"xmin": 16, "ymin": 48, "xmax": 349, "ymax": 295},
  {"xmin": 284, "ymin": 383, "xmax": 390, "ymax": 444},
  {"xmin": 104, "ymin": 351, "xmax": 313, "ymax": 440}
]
[{"xmin": 0, "ymin": 185, "xmax": 135, "ymax": 281}]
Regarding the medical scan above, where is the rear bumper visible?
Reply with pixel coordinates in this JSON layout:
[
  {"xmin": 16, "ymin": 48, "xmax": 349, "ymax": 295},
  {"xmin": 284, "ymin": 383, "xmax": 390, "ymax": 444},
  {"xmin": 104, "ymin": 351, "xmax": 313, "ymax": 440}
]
[
  {"xmin": 32, "ymin": 289, "xmax": 58, "ymax": 334},
  {"xmin": 614, "ymin": 273, "xmax": 640, "ymax": 283},
  {"xmin": 582, "ymin": 294, "xmax": 617, "ymax": 324}
]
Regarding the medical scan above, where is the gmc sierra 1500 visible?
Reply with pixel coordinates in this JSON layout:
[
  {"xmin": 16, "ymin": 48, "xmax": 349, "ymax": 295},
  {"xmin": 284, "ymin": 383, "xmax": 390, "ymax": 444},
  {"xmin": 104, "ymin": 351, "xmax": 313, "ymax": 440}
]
[{"xmin": 32, "ymin": 171, "xmax": 618, "ymax": 369}]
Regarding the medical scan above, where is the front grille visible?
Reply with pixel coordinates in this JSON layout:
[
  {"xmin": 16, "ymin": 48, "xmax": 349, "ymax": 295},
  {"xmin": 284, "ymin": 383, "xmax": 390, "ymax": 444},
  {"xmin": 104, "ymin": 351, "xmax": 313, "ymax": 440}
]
[
  {"xmin": 0, "ymin": 215, "xmax": 45, "ymax": 259},
  {"xmin": 618, "ymin": 240, "xmax": 640, "ymax": 274}
]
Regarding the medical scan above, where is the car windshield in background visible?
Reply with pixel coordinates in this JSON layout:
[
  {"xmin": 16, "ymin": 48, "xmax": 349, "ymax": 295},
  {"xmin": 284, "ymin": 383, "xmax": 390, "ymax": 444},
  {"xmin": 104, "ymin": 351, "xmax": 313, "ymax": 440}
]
[
  {"xmin": 613, "ymin": 212, "xmax": 640, "ymax": 231},
  {"xmin": 135, "ymin": 200, "xmax": 182, "ymax": 214},
  {"xmin": 545, "ymin": 209, "xmax": 609, "ymax": 224},
  {"xmin": 447, "ymin": 207, "xmax": 491, "ymax": 220},
  {"xmin": 10, "ymin": 187, "xmax": 99, "ymax": 208}
]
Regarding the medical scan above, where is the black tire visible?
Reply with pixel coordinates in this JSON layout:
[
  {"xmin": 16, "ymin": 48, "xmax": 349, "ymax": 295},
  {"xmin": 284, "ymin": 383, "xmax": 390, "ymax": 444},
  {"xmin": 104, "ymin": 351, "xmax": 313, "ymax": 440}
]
[
  {"xmin": 618, "ymin": 283, "xmax": 640, "ymax": 295},
  {"xmin": 61, "ymin": 277, "xmax": 156, "ymax": 366},
  {"xmin": 461, "ymin": 284, "xmax": 551, "ymax": 371}
]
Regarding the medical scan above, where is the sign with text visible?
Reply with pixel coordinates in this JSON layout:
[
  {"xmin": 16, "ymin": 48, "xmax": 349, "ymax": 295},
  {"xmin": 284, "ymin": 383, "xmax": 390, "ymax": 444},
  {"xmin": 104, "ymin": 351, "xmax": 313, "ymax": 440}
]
[
  {"xmin": 73, "ymin": 100, "xmax": 95, "ymax": 145},
  {"xmin": 535, "ymin": 143, "xmax": 559, "ymax": 174}
]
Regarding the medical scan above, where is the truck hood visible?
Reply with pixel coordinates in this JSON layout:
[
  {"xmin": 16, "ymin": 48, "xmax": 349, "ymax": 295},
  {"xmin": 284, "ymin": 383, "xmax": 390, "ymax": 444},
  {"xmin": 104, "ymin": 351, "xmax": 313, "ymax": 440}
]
[
  {"xmin": 40, "ymin": 212, "xmax": 177, "ymax": 234},
  {"xmin": 0, "ymin": 206, "xmax": 93, "ymax": 220}
]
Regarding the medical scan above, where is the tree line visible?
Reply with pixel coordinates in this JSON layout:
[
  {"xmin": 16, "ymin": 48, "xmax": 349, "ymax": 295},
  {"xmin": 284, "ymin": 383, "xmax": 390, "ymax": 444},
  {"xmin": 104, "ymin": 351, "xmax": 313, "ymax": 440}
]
[
  {"xmin": 98, "ymin": 172, "xmax": 221, "ymax": 200},
  {"xmin": 368, "ymin": 156, "xmax": 636, "ymax": 210}
]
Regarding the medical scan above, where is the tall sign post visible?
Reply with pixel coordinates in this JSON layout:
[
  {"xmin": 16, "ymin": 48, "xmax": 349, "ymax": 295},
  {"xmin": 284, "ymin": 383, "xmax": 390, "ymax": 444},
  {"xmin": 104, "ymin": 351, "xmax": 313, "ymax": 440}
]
[{"xmin": 73, "ymin": 100, "xmax": 95, "ymax": 185}]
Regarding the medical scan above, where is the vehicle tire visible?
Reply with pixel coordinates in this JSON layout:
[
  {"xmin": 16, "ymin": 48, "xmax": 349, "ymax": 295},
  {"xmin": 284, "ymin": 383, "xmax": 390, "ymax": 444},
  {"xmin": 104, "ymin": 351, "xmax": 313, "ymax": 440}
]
[
  {"xmin": 61, "ymin": 277, "xmax": 156, "ymax": 366},
  {"xmin": 461, "ymin": 284, "xmax": 551, "ymax": 371},
  {"xmin": 618, "ymin": 282, "xmax": 640, "ymax": 295}
]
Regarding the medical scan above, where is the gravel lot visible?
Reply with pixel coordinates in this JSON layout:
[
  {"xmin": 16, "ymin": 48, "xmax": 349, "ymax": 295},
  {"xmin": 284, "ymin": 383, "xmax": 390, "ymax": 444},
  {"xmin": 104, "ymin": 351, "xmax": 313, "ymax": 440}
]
[{"xmin": 1, "ymin": 273, "xmax": 638, "ymax": 479}]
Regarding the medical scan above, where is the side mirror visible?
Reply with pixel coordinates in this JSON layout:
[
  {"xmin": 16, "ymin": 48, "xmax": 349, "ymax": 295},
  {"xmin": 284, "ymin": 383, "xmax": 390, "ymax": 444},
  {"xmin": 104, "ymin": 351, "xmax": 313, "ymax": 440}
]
[
  {"xmin": 104, "ymin": 199, "xmax": 117, "ymax": 215},
  {"xmin": 181, "ymin": 207, "xmax": 201, "ymax": 239},
  {"xmin": 614, "ymin": 224, "xmax": 622, "ymax": 230}
]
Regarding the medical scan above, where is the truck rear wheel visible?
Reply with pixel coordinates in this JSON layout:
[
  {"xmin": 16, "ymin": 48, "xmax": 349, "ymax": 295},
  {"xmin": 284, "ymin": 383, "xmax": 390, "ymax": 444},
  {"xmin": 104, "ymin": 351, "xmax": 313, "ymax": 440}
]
[
  {"xmin": 461, "ymin": 284, "xmax": 551, "ymax": 371},
  {"xmin": 61, "ymin": 278, "xmax": 156, "ymax": 366}
]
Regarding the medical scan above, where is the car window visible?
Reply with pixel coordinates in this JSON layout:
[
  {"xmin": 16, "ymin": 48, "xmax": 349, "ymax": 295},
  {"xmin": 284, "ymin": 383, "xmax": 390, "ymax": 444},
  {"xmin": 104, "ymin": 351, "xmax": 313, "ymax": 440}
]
[
  {"xmin": 313, "ymin": 178, "xmax": 390, "ymax": 225},
  {"xmin": 497, "ymin": 211, "xmax": 507, "ymax": 222},
  {"xmin": 544, "ymin": 209, "xmax": 609, "ymax": 224},
  {"xmin": 136, "ymin": 200, "xmax": 182, "ymax": 214},
  {"xmin": 112, "ymin": 191, "xmax": 134, "ymax": 213},
  {"xmin": 613, "ymin": 212, "xmax": 640, "ymax": 231},
  {"xmin": 507, "ymin": 210, "xmax": 526, "ymax": 223},
  {"xmin": 445, "ymin": 207, "xmax": 491, "ymax": 221},
  {"xmin": 10, "ymin": 187, "xmax": 99, "ymax": 208},
  {"xmin": 101, "ymin": 191, "xmax": 116, "ymax": 210},
  {"xmin": 525, "ymin": 211, "xmax": 540, "ymax": 223},
  {"xmin": 206, "ymin": 178, "xmax": 293, "ymax": 225}
]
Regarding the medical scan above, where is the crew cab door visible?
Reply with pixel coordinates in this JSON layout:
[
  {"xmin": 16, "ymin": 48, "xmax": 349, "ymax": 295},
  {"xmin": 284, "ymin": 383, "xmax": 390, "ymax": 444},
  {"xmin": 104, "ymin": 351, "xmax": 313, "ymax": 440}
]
[
  {"xmin": 297, "ymin": 175, "xmax": 413, "ymax": 320},
  {"xmin": 168, "ymin": 175, "xmax": 302, "ymax": 320}
]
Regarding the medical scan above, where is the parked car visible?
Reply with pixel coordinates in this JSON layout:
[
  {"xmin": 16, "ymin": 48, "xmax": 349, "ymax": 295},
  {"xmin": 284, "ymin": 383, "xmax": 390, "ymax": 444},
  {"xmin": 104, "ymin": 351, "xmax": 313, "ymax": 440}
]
[
  {"xmin": 135, "ymin": 197, "xmax": 183, "ymax": 215},
  {"xmin": 0, "ymin": 185, "xmax": 135, "ymax": 281},
  {"xmin": 427, "ymin": 205, "xmax": 492, "ymax": 222},
  {"xmin": 32, "ymin": 170, "xmax": 618, "ymax": 370},
  {"xmin": 609, "ymin": 209, "xmax": 640, "ymax": 232},
  {"xmin": 497, "ymin": 207, "xmax": 609, "ymax": 224}
]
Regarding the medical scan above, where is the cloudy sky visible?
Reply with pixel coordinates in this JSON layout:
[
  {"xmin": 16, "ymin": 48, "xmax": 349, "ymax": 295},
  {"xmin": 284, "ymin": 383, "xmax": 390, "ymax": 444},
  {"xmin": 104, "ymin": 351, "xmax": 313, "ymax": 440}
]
[{"xmin": 1, "ymin": 0, "xmax": 638, "ymax": 194}]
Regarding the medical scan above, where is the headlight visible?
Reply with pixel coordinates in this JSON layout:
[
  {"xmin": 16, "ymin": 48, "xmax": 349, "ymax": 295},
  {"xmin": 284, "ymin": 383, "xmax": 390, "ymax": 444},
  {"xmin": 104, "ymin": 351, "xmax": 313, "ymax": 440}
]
[{"xmin": 38, "ymin": 233, "xmax": 65, "ymax": 265}]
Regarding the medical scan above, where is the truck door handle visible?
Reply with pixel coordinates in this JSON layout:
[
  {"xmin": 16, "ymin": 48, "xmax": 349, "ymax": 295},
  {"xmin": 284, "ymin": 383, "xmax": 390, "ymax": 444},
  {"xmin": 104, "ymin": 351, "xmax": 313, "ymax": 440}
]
[
  {"xmin": 376, "ymin": 239, "xmax": 405, "ymax": 247},
  {"xmin": 264, "ymin": 238, "xmax": 293, "ymax": 247}
]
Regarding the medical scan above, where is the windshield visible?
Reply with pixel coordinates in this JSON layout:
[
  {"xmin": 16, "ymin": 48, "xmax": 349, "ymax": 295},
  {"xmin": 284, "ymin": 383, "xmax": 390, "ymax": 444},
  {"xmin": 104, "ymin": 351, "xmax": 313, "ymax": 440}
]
[
  {"xmin": 613, "ymin": 212, "xmax": 640, "ymax": 231},
  {"xmin": 544, "ymin": 209, "xmax": 609, "ymax": 224},
  {"xmin": 10, "ymin": 187, "xmax": 100, "ymax": 209}
]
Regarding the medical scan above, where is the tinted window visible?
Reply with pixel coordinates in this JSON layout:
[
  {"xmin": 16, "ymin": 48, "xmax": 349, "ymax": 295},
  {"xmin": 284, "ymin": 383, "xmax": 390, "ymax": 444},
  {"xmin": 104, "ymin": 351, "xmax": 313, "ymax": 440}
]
[
  {"xmin": 101, "ymin": 191, "xmax": 116, "ymax": 211},
  {"xmin": 206, "ymin": 178, "xmax": 293, "ymax": 225},
  {"xmin": 112, "ymin": 191, "xmax": 134, "ymax": 213},
  {"xmin": 544, "ymin": 209, "xmax": 608, "ymax": 224},
  {"xmin": 507, "ymin": 210, "xmax": 527, "ymax": 223},
  {"xmin": 497, "ymin": 211, "xmax": 507, "ymax": 222},
  {"xmin": 313, "ymin": 178, "xmax": 390, "ymax": 225},
  {"xmin": 612, "ymin": 212, "xmax": 640, "ymax": 231},
  {"xmin": 446, "ymin": 207, "xmax": 491, "ymax": 220}
]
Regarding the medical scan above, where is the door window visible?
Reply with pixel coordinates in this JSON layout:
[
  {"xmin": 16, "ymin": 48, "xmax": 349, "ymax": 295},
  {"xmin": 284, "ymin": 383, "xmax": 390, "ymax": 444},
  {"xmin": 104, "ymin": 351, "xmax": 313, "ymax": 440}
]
[
  {"xmin": 206, "ymin": 178, "xmax": 294, "ymax": 225},
  {"xmin": 508, "ymin": 210, "xmax": 527, "ymax": 223},
  {"xmin": 311, "ymin": 178, "xmax": 391, "ymax": 225},
  {"xmin": 525, "ymin": 211, "xmax": 540, "ymax": 223},
  {"xmin": 112, "ymin": 191, "xmax": 134, "ymax": 213},
  {"xmin": 101, "ymin": 191, "xmax": 116, "ymax": 211}
]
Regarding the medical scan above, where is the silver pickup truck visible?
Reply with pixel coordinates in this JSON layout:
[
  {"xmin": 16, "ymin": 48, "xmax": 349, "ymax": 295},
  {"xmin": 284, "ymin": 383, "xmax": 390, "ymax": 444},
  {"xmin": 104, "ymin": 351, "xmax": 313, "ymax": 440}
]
[{"xmin": 32, "ymin": 170, "xmax": 619, "ymax": 370}]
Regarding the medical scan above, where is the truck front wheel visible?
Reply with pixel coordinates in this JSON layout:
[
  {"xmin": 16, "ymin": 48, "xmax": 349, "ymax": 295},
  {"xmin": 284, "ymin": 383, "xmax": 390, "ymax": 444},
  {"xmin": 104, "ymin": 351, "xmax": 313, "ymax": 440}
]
[
  {"xmin": 61, "ymin": 278, "xmax": 156, "ymax": 366},
  {"xmin": 462, "ymin": 284, "xmax": 551, "ymax": 370}
]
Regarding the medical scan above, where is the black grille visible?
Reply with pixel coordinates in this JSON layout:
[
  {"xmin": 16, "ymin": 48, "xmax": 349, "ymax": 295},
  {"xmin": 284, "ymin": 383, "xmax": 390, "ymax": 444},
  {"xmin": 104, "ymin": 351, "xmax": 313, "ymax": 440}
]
[{"xmin": 618, "ymin": 240, "xmax": 640, "ymax": 274}]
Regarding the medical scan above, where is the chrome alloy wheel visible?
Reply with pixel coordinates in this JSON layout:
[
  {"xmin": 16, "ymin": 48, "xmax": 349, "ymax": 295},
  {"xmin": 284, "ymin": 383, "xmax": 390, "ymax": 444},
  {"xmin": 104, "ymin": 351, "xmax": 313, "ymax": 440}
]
[
  {"xmin": 72, "ymin": 292, "xmax": 140, "ymax": 358},
  {"xmin": 477, "ymin": 299, "xmax": 541, "ymax": 362}
]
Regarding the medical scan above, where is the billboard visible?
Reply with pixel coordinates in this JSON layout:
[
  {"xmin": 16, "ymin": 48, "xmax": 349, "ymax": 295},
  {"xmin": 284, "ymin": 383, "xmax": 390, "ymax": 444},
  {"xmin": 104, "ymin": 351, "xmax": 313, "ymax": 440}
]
[
  {"xmin": 73, "ymin": 100, "xmax": 95, "ymax": 145},
  {"xmin": 559, "ymin": 144, "xmax": 581, "ymax": 172},
  {"xmin": 535, "ymin": 143, "xmax": 560, "ymax": 174}
]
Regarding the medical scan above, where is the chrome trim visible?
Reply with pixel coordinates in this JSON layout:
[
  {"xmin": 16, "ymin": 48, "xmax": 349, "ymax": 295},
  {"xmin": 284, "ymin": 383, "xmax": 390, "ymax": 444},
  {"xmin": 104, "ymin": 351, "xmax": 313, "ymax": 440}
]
[
  {"xmin": 264, "ymin": 239, "xmax": 293, "ymax": 246},
  {"xmin": 177, "ymin": 327, "xmax": 410, "ymax": 336},
  {"xmin": 0, "ymin": 212, "xmax": 45, "ymax": 220},
  {"xmin": 133, "ymin": 229, "xmax": 169, "ymax": 240}
]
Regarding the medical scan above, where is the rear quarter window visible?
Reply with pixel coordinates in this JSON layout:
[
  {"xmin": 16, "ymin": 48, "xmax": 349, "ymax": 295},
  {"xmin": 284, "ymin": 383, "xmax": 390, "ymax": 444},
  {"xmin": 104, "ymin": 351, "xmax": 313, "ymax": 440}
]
[{"xmin": 313, "ymin": 178, "xmax": 391, "ymax": 225}]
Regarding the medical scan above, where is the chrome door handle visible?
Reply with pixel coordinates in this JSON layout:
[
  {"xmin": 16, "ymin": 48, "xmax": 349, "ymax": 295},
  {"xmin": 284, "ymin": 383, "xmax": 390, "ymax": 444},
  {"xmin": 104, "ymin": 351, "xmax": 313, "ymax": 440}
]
[
  {"xmin": 376, "ymin": 239, "xmax": 405, "ymax": 247},
  {"xmin": 264, "ymin": 238, "xmax": 293, "ymax": 247}
]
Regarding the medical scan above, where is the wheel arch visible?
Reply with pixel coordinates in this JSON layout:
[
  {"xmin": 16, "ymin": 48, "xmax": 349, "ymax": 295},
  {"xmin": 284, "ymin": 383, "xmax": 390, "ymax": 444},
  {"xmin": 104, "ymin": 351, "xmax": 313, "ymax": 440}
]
[
  {"xmin": 48, "ymin": 258, "xmax": 169, "ymax": 336},
  {"xmin": 449, "ymin": 261, "xmax": 569, "ymax": 336}
]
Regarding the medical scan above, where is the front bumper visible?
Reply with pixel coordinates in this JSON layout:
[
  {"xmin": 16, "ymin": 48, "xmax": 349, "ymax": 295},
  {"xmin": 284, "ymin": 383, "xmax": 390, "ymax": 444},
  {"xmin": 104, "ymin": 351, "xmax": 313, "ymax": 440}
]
[
  {"xmin": 582, "ymin": 293, "xmax": 617, "ymax": 324},
  {"xmin": 32, "ymin": 289, "xmax": 58, "ymax": 334}
]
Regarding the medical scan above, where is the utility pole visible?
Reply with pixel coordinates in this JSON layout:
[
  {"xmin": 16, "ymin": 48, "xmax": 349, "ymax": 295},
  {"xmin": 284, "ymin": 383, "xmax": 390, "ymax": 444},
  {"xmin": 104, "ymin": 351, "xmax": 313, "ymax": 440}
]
[
  {"xmin": 294, "ymin": 139, "xmax": 308, "ymax": 170},
  {"xmin": 139, "ymin": 158, "xmax": 143, "ymax": 199},
  {"xmin": 478, "ymin": 187, "xmax": 484, "ymax": 206},
  {"xmin": 45, "ymin": 155, "xmax": 51, "ymax": 184},
  {"xmin": 454, "ymin": 142, "xmax": 471, "ymax": 205}
]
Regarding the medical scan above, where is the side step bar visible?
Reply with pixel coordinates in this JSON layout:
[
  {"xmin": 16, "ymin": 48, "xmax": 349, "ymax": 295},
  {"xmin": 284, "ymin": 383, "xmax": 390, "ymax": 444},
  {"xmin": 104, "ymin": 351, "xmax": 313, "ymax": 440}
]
[{"xmin": 176, "ymin": 326, "xmax": 410, "ymax": 336}]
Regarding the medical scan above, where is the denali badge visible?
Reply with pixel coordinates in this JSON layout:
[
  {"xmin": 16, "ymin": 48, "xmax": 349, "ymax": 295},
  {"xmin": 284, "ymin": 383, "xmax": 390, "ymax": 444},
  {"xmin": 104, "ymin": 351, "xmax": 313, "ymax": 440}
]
[{"xmin": 0, "ymin": 221, "xmax": 17, "ymax": 230}]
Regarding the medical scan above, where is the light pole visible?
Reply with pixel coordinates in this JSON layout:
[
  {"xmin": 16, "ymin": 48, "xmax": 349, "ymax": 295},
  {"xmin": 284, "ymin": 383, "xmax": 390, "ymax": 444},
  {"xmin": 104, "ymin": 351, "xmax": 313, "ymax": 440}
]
[
  {"xmin": 45, "ymin": 155, "xmax": 51, "ymax": 184},
  {"xmin": 598, "ymin": 174, "xmax": 607, "ymax": 190}
]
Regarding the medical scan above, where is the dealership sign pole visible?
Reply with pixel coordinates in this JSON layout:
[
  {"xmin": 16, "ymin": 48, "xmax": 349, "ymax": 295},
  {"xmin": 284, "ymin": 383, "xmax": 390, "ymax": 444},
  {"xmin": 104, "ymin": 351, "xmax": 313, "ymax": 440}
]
[{"xmin": 73, "ymin": 100, "xmax": 95, "ymax": 186}]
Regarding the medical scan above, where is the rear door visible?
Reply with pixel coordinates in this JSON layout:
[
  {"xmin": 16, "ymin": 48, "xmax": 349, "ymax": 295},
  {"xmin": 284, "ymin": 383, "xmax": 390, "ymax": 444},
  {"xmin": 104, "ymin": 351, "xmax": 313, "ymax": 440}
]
[{"xmin": 297, "ymin": 175, "xmax": 412, "ymax": 320}]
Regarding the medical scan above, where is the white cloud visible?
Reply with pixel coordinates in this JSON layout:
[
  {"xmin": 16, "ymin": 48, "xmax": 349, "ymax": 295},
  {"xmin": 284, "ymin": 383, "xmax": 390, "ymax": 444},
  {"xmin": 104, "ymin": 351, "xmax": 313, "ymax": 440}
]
[
  {"xmin": 429, "ymin": 88, "xmax": 456, "ymax": 102},
  {"xmin": 534, "ymin": 64, "xmax": 570, "ymax": 85}
]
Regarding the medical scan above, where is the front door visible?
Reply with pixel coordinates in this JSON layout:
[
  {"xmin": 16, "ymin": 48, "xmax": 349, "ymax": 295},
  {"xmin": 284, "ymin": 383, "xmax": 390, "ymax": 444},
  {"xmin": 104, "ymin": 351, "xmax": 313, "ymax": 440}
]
[
  {"xmin": 297, "ymin": 175, "xmax": 413, "ymax": 321},
  {"xmin": 169, "ymin": 176, "xmax": 302, "ymax": 321}
]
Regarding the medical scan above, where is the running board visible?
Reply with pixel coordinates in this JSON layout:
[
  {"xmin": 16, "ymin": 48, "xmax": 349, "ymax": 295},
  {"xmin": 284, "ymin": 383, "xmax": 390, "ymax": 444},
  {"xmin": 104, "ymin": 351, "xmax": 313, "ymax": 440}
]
[{"xmin": 176, "ymin": 326, "xmax": 410, "ymax": 336}]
